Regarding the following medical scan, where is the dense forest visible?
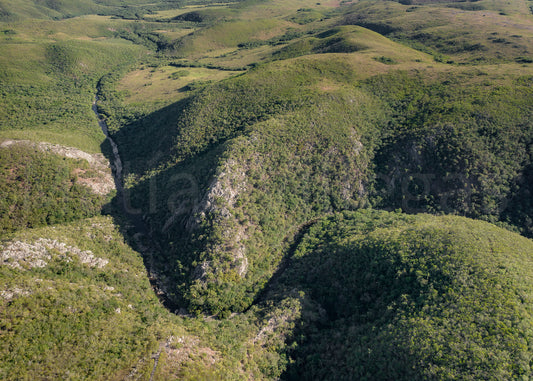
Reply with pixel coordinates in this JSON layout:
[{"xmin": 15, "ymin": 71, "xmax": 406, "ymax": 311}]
[{"xmin": 1, "ymin": 0, "xmax": 533, "ymax": 379}]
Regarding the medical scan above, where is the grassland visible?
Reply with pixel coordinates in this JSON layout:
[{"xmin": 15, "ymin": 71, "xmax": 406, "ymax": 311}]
[
  {"xmin": 0, "ymin": 0, "xmax": 190, "ymax": 21},
  {"xmin": 343, "ymin": 0, "xmax": 533, "ymax": 64},
  {"xmin": 116, "ymin": 65, "xmax": 242, "ymax": 109},
  {"xmin": 143, "ymin": 2, "xmax": 238, "ymax": 20},
  {"xmin": 0, "ymin": 16, "xmax": 147, "ymax": 152}
]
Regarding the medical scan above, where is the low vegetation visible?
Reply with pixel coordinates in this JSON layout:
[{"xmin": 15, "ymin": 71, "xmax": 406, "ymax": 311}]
[
  {"xmin": 2, "ymin": 0, "xmax": 533, "ymax": 379},
  {"xmin": 0, "ymin": 144, "xmax": 108, "ymax": 233},
  {"xmin": 0, "ymin": 216, "xmax": 157, "ymax": 378}
]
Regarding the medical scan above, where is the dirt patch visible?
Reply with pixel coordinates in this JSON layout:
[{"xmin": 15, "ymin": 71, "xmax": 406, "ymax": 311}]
[{"xmin": 165, "ymin": 335, "xmax": 219, "ymax": 367}]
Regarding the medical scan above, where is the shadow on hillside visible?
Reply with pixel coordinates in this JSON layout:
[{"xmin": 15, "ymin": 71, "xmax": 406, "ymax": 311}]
[
  {"xmin": 98, "ymin": 100, "xmax": 225, "ymax": 314},
  {"xmin": 100, "ymin": 137, "xmax": 183, "ymax": 312},
  {"xmin": 254, "ymin": 222, "xmax": 425, "ymax": 381},
  {"xmin": 110, "ymin": 99, "xmax": 191, "ymax": 178},
  {"xmin": 503, "ymin": 160, "xmax": 533, "ymax": 238}
]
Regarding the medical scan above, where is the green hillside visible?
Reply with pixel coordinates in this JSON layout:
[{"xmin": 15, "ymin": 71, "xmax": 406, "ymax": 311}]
[
  {"xmin": 0, "ymin": 143, "xmax": 110, "ymax": 233},
  {"xmin": 0, "ymin": 216, "xmax": 166, "ymax": 379},
  {"xmin": 105, "ymin": 25, "xmax": 533, "ymax": 315},
  {"xmin": 271, "ymin": 210, "xmax": 533, "ymax": 380},
  {"xmin": 0, "ymin": 0, "xmax": 187, "ymax": 21},
  {"xmin": 2, "ymin": 0, "xmax": 533, "ymax": 378}
]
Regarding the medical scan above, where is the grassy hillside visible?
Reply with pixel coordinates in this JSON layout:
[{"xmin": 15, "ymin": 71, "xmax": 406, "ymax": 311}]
[
  {"xmin": 0, "ymin": 16, "xmax": 146, "ymax": 152},
  {"xmin": 102, "ymin": 6, "xmax": 533, "ymax": 315},
  {"xmin": 342, "ymin": 0, "xmax": 533, "ymax": 64},
  {"xmin": 0, "ymin": 215, "xmax": 166, "ymax": 379},
  {"xmin": 103, "ymin": 54, "xmax": 390, "ymax": 315},
  {"xmin": 0, "ymin": 142, "xmax": 110, "ymax": 234},
  {"xmin": 2, "ymin": 0, "xmax": 533, "ymax": 379},
  {"xmin": 0, "ymin": 214, "xmax": 262, "ymax": 380},
  {"xmin": 0, "ymin": 0, "xmax": 187, "ymax": 21}
]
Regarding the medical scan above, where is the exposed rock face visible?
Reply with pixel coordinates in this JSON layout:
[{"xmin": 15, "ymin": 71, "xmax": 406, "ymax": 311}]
[
  {"xmin": 0, "ymin": 238, "xmax": 108, "ymax": 270},
  {"xmin": 0, "ymin": 287, "xmax": 30, "ymax": 301},
  {"xmin": 190, "ymin": 157, "xmax": 250, "ymax": 280},
  {"xmin": 187, "ymin": 126, "xmax": 368, "ymax": 303},
  {"xmin": 0, "ymin": 139, "xmax": 115, "ymax": 195},
  {"xmin": 188, "ymin": 158, "xmax": 248, "ymax": 230}
]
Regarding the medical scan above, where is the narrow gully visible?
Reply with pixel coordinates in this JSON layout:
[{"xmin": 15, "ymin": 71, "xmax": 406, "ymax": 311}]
[
  {"xmin": 92, "ymin": 95, "xmax": 123, "ymax": 192},
  {"xmin": 92, "ymin": 90, "xmax": 179, "ymax": 313}
]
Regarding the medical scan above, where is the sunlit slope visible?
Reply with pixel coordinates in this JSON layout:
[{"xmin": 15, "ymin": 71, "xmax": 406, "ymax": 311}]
[
  {"xmin": 1, "ymin": 0, "xmax": 533, "ymax": 379},
  {"xmin": 0, "ymin": 143, "xmax": 111, "ymax": 234},
  {"xmin": 107, "ymin": 29, "xmax": 533, "ymax": 316},
  {"xmin": 0, "ymin": 216, "xmax": 167, "ymax": 379},
  {"xmin": 342, "ymin": 0, "xmax": 533, "ymax": 64},
  {"xmin": 109, "ymin": 55, "xmax": 387, "ymax": 315},
  {"xmin": 0, "ymin": 16, "xmax": 145, "ymax": 152}
]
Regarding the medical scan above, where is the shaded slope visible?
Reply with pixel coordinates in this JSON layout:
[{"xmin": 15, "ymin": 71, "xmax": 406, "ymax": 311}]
[
  {"xmin": 101, "ymin": 0, "xmax": 533, "ymax": 317},
  {"xmin": 2, "ymin": 0, "xmax": 533, "ymax": 379},
  {"xmin": 364, "ymin": 71, "xmax": 533, "ymax": 231},
  {"xmin": 110, "ymin": 64, "xmax": 533, "ymax": 317},
  {"xmin": 264, "ymin": 210, "xmax": 533, "ymax": 380}
]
